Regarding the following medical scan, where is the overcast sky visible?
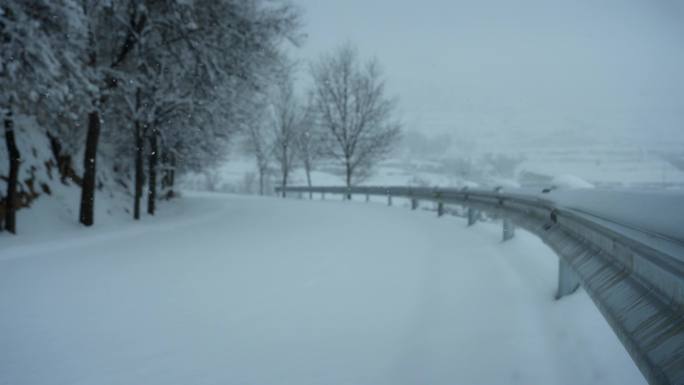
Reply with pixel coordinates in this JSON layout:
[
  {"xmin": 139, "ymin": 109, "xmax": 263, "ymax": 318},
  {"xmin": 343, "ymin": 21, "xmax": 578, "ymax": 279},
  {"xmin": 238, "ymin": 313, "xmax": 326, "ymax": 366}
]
[{"xmin": 291, "ymin": 0, "xmax": 684, "ymax": 151}]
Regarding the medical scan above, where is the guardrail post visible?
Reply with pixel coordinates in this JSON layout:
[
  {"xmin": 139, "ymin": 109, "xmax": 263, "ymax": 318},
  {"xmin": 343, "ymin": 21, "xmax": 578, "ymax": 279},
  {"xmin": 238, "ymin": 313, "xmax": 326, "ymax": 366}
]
[
  {"xmin": 556, "ymin": 259, "xmax": 580, "ymax": 299},
  {"xmin": 309, "ymin": 191, "xmax": 313, "ymax": 200},
  {"xmin": 387, "ymin": 192, "xmax": 393, "ymax": 206},
  {"xmin": 467, "ymin": 207, "xmax": 477, "ymax": 226},
  {"xmin": 366, "ymin": 193, "xmax": 370, "ymax": 202},
  {"xmin": 437, "ymin": 202, "xmax": 444, "ymax": 217},
  {"xmin": 411, "ymin": 198, "xmax": 418, "ymax": 210},
  {"xmin": 502, "ymin": 218, "xmax": 515, "ymax": 241}
]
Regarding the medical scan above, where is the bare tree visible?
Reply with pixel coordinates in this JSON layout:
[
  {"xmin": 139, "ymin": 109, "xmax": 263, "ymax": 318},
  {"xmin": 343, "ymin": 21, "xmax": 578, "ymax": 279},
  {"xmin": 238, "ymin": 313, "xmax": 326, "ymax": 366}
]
[
  {"xmin": 310, "ymin": 44, "xmax": 400, "ymax": 197},
  {"xmin": 296, "ymin": 94, "xmax": 322, "ymax": 198},
  {"xmin": 245, "ymin": 122, "xmax": 272, "ymax": 196},
  {"xmin": 271, "ymin": 72, "xmax": 307, "ymax": 197}
]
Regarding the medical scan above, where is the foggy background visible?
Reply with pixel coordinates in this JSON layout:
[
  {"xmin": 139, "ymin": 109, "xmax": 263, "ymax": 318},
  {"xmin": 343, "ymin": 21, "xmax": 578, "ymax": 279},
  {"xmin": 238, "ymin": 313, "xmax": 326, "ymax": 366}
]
[{"xmin": 292, "ymin": 0, "xmax": 684, "ymax": 154}]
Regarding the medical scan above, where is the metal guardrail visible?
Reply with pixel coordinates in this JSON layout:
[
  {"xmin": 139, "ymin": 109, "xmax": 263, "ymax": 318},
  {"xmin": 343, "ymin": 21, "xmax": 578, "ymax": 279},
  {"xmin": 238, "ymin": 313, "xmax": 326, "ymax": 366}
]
[{"xmin": 276, "ymin": 185, "xmax": 684, "ymax": 385}]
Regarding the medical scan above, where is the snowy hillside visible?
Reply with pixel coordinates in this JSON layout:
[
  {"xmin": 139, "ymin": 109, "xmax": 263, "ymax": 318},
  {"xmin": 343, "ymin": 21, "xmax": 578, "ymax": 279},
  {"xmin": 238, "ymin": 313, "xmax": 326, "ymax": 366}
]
[
  {"xmin": 0, "ymin": 115, "xmax": 135, "ymax": 235},
  {"xmin": 0, "ymin": 192, "xmax": 645, "ymax": 385}
]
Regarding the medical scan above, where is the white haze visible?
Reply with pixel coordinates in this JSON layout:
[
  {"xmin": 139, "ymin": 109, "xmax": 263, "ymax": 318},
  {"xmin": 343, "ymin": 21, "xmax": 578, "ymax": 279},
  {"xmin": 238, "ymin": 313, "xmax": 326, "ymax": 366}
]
[{"xmin": 293, "ymin": 0, "xmax": 684, "ymax": 153}]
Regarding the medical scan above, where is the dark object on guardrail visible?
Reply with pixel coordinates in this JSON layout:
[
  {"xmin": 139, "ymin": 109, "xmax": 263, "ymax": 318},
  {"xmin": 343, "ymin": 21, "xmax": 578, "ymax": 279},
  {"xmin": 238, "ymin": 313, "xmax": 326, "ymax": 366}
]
[{"xmin": 276, "ymin": 185, "xmax": 684, "ymax": 385}]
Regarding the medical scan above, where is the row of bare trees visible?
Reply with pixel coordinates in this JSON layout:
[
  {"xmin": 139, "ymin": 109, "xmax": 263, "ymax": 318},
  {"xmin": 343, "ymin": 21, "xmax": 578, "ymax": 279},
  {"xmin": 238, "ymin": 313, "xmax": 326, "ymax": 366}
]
[{"xmin": 247, "ymin": 44, "xmax": 402, "ymax": 197}]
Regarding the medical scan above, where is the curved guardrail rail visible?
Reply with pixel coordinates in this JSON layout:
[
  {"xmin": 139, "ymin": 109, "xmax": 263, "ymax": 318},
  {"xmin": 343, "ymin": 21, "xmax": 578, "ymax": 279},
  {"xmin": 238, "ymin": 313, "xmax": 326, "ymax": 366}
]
[{"xmin": 276, "ymin": 185, "xmax": 684, "ymax": 385}]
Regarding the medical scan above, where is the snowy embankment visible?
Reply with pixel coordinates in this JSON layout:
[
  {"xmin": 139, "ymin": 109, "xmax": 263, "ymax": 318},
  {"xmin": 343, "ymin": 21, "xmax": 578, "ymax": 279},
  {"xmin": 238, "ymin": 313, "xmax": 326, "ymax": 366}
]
[{"xmin": 0, "ymin": 193, "xmax": 644, "ymax": 385}]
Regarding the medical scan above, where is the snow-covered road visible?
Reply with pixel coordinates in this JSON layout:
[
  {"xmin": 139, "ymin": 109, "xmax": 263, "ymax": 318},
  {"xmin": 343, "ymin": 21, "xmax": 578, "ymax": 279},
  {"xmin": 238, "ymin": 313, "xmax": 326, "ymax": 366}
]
[{"xmin": 0, "ymin": 193, "xmax": 645, "ymax": 385}]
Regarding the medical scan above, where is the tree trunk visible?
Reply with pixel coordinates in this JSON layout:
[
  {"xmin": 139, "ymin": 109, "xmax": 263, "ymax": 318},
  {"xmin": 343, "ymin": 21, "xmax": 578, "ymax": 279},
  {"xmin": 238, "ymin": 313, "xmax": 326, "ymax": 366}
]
[
  {"xmin": 258, "ymin": 168, "xmax": 265, "ymax": 196},
  {"xmin": 345, "ymin": 159, "xmax": 352, "ymax": 200},
  {"xmin": 79, "ymin": 110, "xmax": 100, "ymax": 226},
  {"xmin": 160, "ymin": 149, "xmax": 168, "ymax": 192},
  {"xmin": 147, "ymin": 131, "xmax": 158, "ymax": 215},
  {"xmin": 169, "ymin": 153, "xmax": 175, "ymax": 189},
  {"xmin": 133, "ymin": 121, "xmax": 144, "ymax": 220},
  {"xmin": 281, "ymin": 169, "xmax": 288, "ymax": 198},
  {"xmin": 4, "ymin": 106, "xmax": 20, "ymax": 234},
  {"xmin": 305, "ymin": 162, "xmax": 312, "ymax": 199},
  {"xmin": 165, "ymin": 151, "xmax": 175, "ymax": 199}
]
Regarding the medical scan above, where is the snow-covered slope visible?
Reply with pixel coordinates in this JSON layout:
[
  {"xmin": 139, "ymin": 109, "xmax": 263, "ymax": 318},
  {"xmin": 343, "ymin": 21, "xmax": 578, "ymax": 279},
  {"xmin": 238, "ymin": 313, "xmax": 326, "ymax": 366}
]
[
  {"xmin": 0, "ymin": 115, "xmax": 134, "ymax": 234},
  {"xmin": 0, "ymin": 192, "xmax": 644, "ymax": 385}
]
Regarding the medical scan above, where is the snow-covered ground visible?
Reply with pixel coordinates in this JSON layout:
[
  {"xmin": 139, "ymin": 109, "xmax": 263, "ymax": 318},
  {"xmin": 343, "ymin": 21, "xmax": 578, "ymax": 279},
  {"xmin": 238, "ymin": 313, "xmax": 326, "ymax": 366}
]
[{"xmin": 0, "ymin": 192, "xmax": 645, "ymax": 385}]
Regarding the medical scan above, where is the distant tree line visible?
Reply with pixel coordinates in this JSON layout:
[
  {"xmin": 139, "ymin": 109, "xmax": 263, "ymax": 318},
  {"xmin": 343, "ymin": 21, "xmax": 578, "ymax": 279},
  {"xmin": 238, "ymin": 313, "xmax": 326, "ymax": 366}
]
[{"xmin": 0, "ymin": 1, "xmax": 401, "ymax": 234}]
